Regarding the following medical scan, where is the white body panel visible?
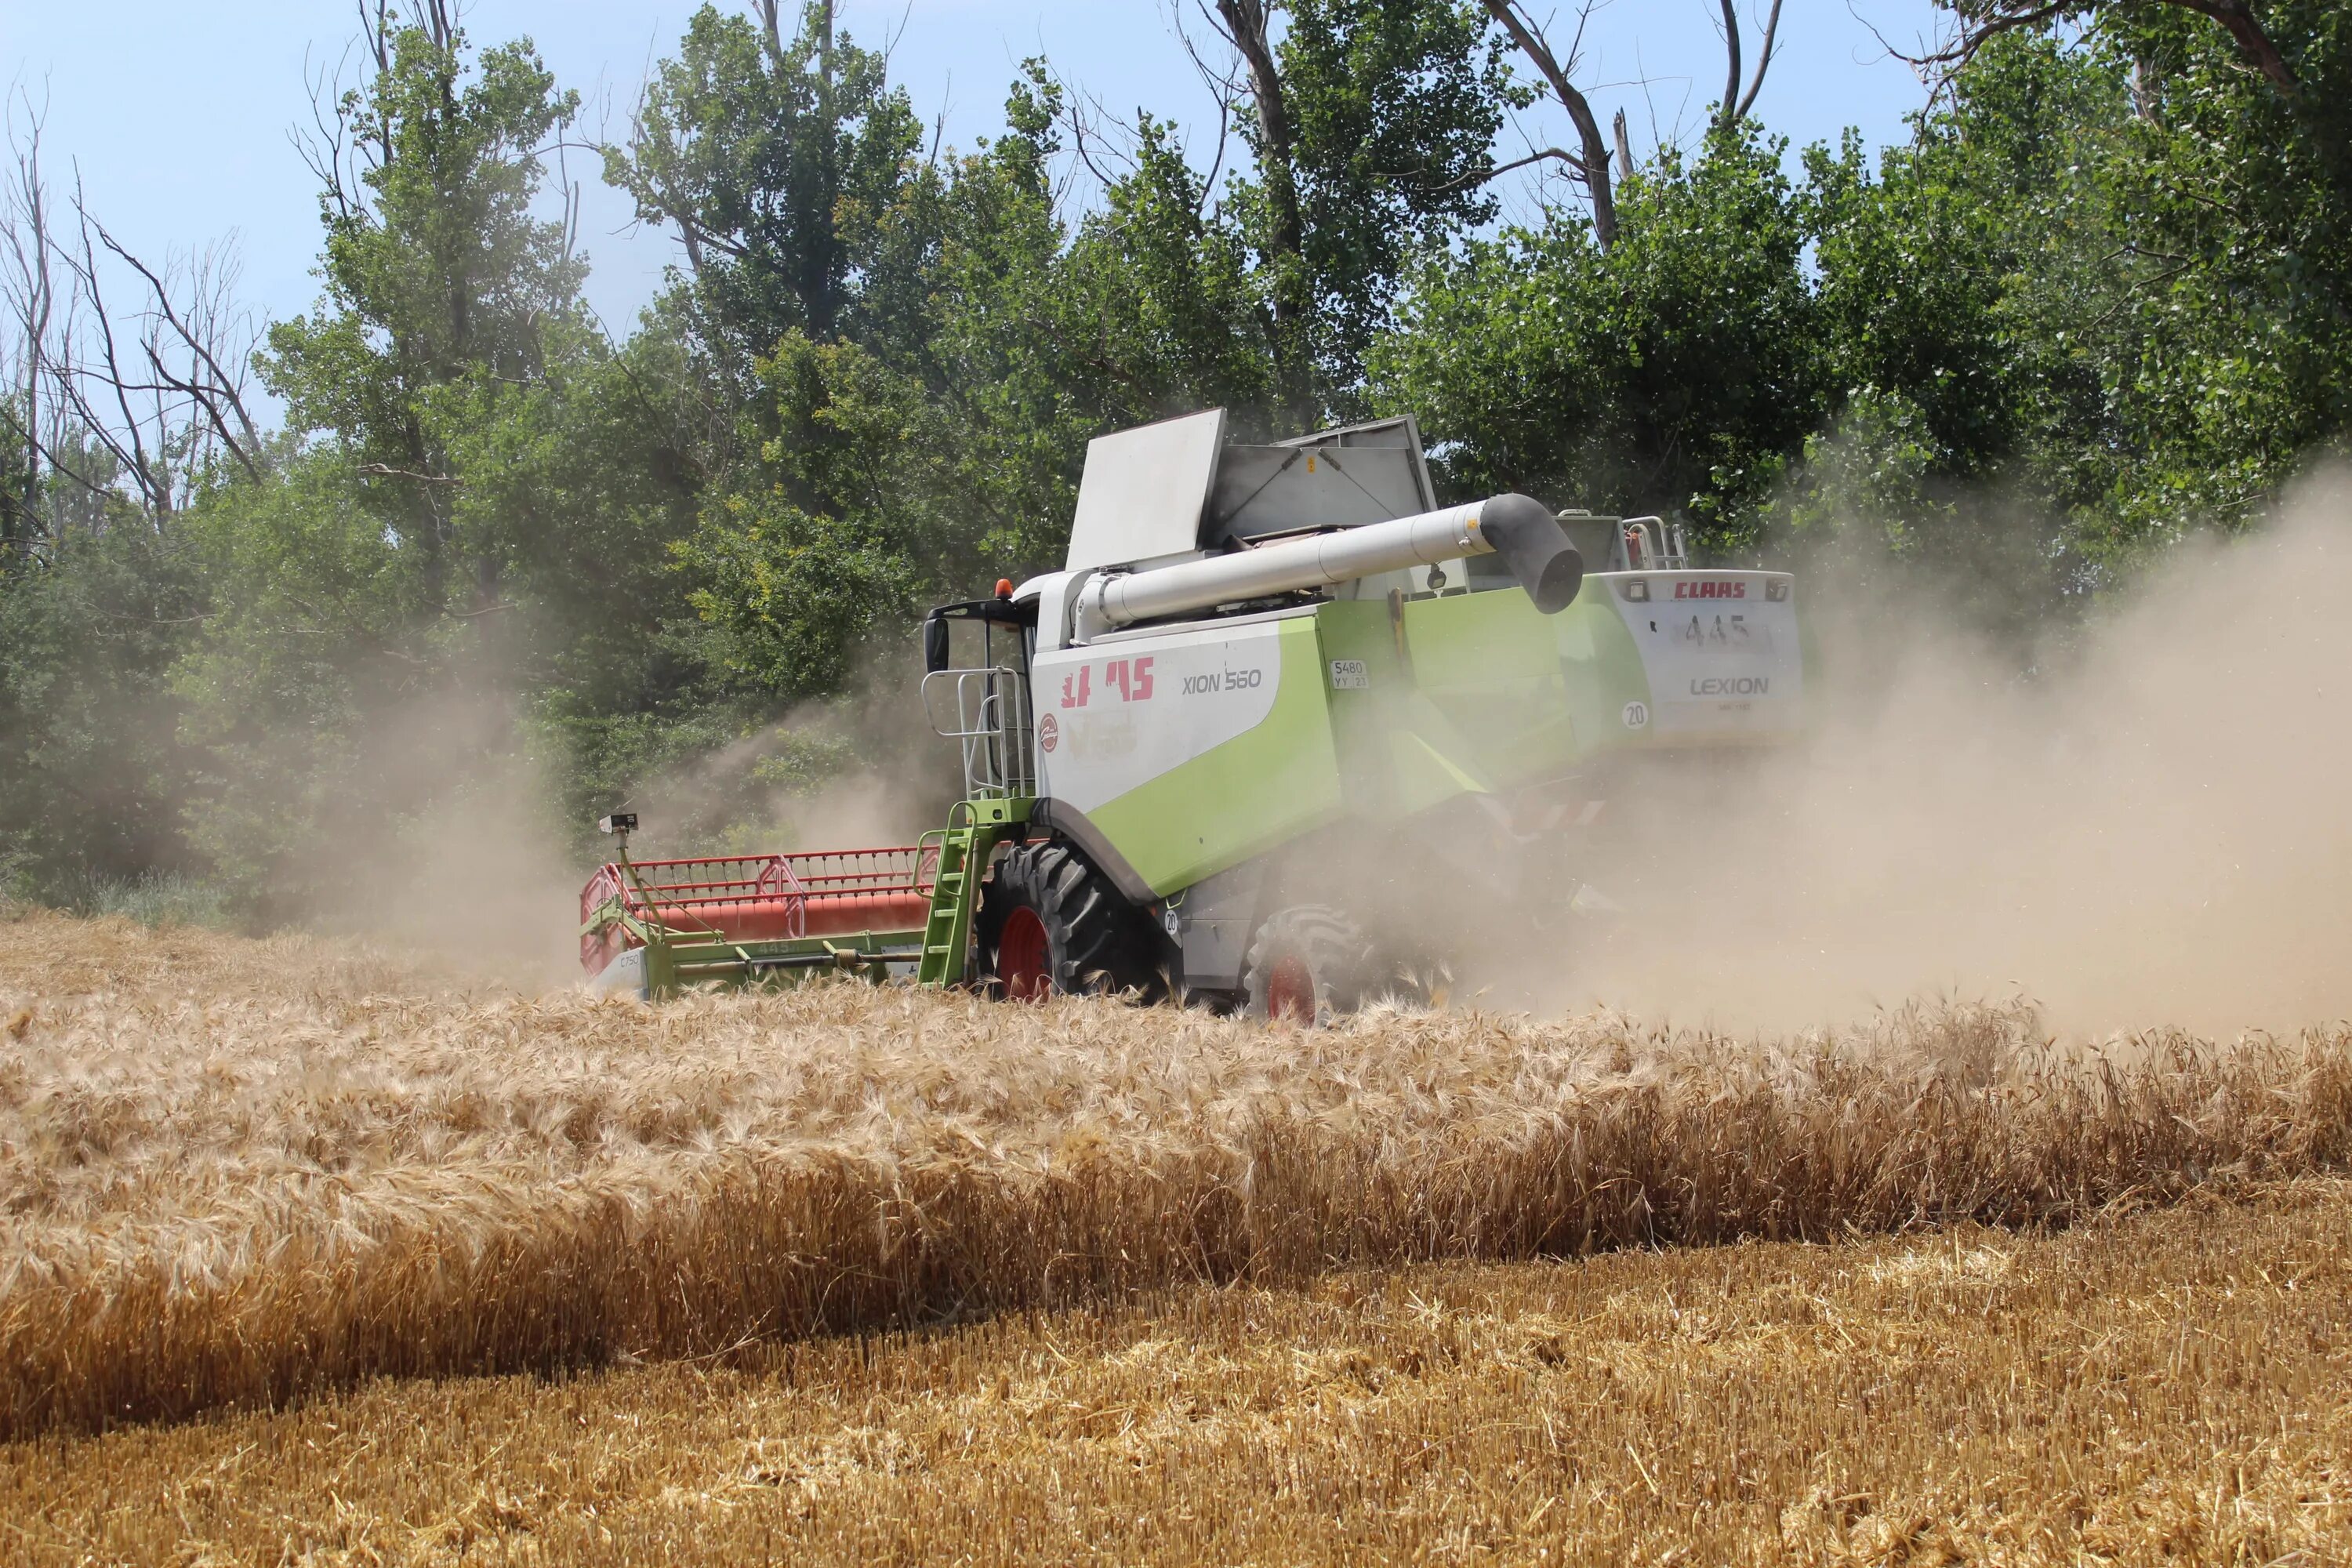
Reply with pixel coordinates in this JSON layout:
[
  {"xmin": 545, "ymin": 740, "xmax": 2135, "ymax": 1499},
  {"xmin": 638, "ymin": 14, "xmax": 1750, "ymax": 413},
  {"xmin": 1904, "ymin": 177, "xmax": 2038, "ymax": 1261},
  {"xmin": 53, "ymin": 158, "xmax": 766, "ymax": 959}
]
[
  {"xmin": 590, "ymin": 947, "xmax": 648, "ymax": 998},
  {"xmin": 1065, "ymin": 409, "xmax": 1225, "ymax": 572},
  {"xmin": 1602, "ymin": 571, "xmax": 1804, "ymax": 737},
  {"xmin": 1033, "ymin": 619, "xmax": 1287, "ymax": 811}
]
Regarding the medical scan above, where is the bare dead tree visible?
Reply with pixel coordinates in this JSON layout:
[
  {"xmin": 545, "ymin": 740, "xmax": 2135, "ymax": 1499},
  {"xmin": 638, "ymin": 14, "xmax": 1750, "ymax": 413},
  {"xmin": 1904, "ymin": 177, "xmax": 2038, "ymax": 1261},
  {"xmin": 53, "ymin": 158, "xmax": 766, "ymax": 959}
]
[
  {"xmin": 1906, "ymin": 0, "xmax": 2296, "ymax": 98},
  {"xmin": 0, "ymin": 96, "xmax": 262, "ymax": 546},
  {"xmin": 88, "ymin": 215, "xmax": 263, "ymax": 482},
  {"xmin": 64, "ymin": 182, "xmax": 162, "ymax": 513},
  {"xmin": 1481, "ymin": 0, "xmax": 1621, "ymax": 249},
  {"xmin": 0, "ymin": 92, "xmax": 59, "ymax": 559},
  {"xmin": 1717, "ymin": 0, "xmax": 1786, "ymax": 129},
  {"xmin": 55, "ymin": 186, "xmax": 263, "ymax": 515}
]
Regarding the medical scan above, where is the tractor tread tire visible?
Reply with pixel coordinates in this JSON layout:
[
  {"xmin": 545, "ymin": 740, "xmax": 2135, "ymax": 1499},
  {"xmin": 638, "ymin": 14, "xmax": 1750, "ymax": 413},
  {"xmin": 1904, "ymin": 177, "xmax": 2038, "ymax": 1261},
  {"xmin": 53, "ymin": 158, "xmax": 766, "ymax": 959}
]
[
  {"xmin": 978, "ymin": 841, "xmax": 1161, "ymax": 1000},
  {"xmin": 1244, "ymin": 905, "xmax": 1382, "ymax": 1026}
]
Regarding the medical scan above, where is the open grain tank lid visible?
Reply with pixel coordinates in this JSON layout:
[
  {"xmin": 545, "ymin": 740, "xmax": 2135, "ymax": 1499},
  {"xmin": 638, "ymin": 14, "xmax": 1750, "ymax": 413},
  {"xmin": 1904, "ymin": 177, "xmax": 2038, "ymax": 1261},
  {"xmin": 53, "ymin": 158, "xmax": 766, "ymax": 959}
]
[{"xmin": 1063, "ymin": 410, "xmax": 1439, "ymax": 573}]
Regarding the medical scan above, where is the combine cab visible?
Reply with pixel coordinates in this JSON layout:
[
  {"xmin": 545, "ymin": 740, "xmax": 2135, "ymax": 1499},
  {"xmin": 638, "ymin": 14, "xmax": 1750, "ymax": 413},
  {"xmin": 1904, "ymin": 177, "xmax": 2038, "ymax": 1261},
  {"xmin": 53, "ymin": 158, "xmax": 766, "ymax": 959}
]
[{"xmin": 581, "ymin": 408, "xmax": 1806, "ymax": 1014}]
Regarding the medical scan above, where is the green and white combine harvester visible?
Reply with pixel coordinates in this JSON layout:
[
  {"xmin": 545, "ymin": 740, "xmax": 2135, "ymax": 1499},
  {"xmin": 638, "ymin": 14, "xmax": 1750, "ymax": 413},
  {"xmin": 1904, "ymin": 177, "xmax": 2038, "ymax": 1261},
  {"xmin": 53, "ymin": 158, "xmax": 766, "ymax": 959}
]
[{"xmin": 579, "ymin": 409, "xmax": 1805, "ymax": 1019}]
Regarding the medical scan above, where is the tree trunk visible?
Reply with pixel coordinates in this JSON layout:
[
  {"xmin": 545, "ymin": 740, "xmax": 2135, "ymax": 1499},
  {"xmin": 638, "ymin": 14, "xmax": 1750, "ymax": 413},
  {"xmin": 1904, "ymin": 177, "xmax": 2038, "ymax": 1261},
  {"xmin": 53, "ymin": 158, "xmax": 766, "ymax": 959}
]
[{"xmin": 1216, "ymin": 0, "xmax": 1317, "ymax": 424}]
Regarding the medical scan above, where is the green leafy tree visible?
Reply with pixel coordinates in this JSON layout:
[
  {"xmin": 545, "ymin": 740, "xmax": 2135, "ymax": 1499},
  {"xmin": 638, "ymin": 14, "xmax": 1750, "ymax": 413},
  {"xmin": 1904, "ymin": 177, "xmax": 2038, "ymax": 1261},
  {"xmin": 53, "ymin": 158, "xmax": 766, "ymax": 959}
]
[
  {"xmin": 185, "ymin": 9, "xmax": 648, "ymax": 909},
  {"xmin": 0, "ymin": 505, "xmax": 201, "ymax": 898},
  {"xmin": 1209, "ymin": 0, "xmax": 1516, "ymax": 419},
  {"xmin": 262, "ymin": 9, "xmax": 586, "ymax": 623},
  {"xmin": 1370, "ymin": 125, "xmax": 1825, "ymax": 546},
  {"xmin": 1798, "ymin": 37, "xmax": 2125, "ymax": 586},
  {"xmin": 605, "ymin": 2, "xmax": 924, "ymax": 396},
  {"xmin": 677, "ymin": 332, "xmax": 924, "ymax": 700},
  {"xmin": 1798, "ymin": 7, "xmax": 2348, "ymax": 575}
]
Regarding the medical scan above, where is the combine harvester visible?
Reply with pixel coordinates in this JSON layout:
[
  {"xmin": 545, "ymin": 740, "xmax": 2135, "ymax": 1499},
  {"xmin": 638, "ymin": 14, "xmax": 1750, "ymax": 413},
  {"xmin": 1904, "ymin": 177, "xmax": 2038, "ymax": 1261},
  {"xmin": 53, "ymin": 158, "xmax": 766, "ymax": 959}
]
[{"xmin": 580, "ymin": 410, "xmax": 1804, "ymax": 1018}]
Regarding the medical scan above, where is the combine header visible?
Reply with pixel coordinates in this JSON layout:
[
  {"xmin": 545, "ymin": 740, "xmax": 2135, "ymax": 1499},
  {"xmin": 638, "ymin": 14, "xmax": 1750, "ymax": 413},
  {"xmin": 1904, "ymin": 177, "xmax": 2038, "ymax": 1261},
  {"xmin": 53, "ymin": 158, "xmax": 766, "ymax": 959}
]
[
  {"xmin": 582, "ymin": 409, "xmax": 1806, "ymax": 1018},
  {"xmin": 578, "ymin": 837, "xmax": 942, "ymax": 996}
]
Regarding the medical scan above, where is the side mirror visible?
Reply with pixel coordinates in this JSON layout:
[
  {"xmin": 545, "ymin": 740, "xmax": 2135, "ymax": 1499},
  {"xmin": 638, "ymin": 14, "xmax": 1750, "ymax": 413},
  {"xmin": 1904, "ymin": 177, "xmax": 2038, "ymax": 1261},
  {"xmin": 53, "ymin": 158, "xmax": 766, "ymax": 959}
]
[{"xmin": 923, "ymin": 612, "xmax": 951, "ymax": 674}]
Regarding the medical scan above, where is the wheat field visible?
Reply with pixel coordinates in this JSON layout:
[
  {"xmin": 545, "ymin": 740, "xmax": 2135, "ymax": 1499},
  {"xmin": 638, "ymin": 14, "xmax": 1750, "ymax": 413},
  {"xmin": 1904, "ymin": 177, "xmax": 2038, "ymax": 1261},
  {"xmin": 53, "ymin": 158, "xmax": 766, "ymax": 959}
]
[
  {"xmin": 7, "ymin": 1179, "xmax": 2349, "ymax": 1564},
  {"xmin": 3, "ymin": 905, "xmax": 2351, "ymax": 1459}
]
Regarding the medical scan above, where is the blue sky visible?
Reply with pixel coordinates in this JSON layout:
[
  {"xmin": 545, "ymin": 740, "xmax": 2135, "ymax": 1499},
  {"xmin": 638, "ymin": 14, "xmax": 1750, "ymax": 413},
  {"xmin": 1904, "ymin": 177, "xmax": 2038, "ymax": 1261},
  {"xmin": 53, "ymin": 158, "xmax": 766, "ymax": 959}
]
[{"xmin": 3, "ymin": 0, "xmax": 1945, "ymax": 336}]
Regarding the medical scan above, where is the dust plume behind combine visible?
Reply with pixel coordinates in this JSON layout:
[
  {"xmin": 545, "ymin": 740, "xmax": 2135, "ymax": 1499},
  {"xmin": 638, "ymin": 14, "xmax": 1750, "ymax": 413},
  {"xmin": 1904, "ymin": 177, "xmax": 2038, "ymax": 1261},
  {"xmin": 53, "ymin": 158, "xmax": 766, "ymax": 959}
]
[
  {"xmin": 205, "ymin": 462, "xmax": 2352, "ymax": 1037},
  {"xmin": 1519, "ymin": 466, "xmax": 2352, "ymax": 1037},
  {"xmin": 287, "ymin": 667, "xmax": 948, "ymax": 989}
]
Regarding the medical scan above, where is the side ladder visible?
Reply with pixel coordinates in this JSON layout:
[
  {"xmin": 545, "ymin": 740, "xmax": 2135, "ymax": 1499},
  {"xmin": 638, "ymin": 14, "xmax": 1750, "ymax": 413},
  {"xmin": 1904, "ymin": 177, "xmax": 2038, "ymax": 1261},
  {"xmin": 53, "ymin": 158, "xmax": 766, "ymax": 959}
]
[{"xmin": 913, "ymin": 797, "xmax": 1029, "ymax": 986}]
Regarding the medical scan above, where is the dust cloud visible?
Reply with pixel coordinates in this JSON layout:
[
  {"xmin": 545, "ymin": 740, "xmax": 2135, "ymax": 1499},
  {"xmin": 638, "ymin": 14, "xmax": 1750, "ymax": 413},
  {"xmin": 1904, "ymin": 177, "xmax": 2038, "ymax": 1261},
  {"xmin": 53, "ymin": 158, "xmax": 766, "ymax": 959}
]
[
  {"xmin": 614, "ymin": 664, "xmax": 957, "ymax": 871},
  {"xmin": 294, "ymin": 645, "xmax": 956, "ymax": 988},
  {"xmin": 1530, "ymin": 465, "xmax": 2352, "ymax": 1038},
  {"xmin": 299, "ymin": 690, "xmax": 584, "ymax": 987},
  {"xmin": 289, "ymin": 467, "xmax": 2352, "ymax": 1030}
]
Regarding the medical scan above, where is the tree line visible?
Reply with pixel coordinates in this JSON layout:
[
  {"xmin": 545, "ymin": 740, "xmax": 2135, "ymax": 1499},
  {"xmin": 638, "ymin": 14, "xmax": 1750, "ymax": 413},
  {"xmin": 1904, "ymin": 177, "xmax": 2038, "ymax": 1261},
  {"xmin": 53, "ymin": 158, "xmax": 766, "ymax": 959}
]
[{"xmin": 1, "ymin": 0, "xmax": 2344, "ymax": 922}]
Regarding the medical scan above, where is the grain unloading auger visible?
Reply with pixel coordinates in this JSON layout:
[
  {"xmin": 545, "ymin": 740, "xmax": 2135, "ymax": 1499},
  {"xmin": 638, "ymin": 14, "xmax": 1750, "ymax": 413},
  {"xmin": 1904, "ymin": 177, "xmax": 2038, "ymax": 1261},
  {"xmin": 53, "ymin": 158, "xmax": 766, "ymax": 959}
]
[{"xmin": 581, "ymin": 409, "xmax": 1806, "ymax": 1017}]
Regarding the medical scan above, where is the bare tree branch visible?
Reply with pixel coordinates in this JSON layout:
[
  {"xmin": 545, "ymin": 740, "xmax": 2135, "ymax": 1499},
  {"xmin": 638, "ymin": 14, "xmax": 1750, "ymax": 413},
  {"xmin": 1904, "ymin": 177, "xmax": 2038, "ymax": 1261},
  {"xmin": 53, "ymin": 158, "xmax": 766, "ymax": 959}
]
[
  {"xmin": 65, "ymin": 176, "xmax": 166, "ymax": 514},
  {"xmin": 1482, "ymin": 0, "xmax": 1619, "ymax": 249},
  {"xmin": 1734, "ymin": 0, "xmax": 1784, "ymax": 122},
  {"xmin": 1203, "ymin": 0, "xmax": 1316, "ymax": 418},
  {"xmin": 1712, "ymin": 0, "xmax": 1787, "ymax": 130},
  {"xmin": 86, "ymin": 216, "xmax": 261, "ymax": 481},
  {"xmin": 1426, "ymin": 144, "xmax": 1585, "ymax": 194},
  {"xmin": 1719, "ymin": 0, "xmax": 1743, "ymax": 127},
  {"xmin": 1904, "ymin": 0, "xmax": 2296, "ymax": 97},
  {"xmin": 1167, "ymin": 0, "xmax": 1243, "ymax": 216},
  {"xmin": 358, "ymin": 463, "xmax": 464, "ymax": 485},
  {"xmin": 755, "ymin": 0, "xmax": 789, "ymax": 70}
]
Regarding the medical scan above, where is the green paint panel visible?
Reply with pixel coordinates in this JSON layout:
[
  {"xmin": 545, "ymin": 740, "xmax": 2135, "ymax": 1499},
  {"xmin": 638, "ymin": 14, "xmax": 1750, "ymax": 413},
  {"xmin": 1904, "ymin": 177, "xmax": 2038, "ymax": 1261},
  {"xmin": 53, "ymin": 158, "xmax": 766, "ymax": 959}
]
[
  {"xmin": 1401, "ymin": 590, "xmax": 1578, "ymax": 787},
  {"xmin": 1552, "ymin": 588, "xmax": 1654, "ymax": 759},
  {"xmin": 1312, "ymin": 601, "xmax": 1494, "ymax": 818},
  {"xmin": 1085, "ymin": 617, "xmax": 1345, "ymax": 895}
]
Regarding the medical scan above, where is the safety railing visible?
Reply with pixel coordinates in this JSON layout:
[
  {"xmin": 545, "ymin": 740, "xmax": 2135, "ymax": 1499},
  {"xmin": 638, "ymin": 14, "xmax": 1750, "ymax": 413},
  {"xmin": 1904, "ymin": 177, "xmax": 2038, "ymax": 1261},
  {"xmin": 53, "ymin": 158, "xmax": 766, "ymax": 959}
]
[
  {"xmin": 921, "ymin": 662, "xmax": 1036, "ymax": 800},
  {"xmin": 1622, "ymin": 516, "xmax": 1690, "ymax": 571}
]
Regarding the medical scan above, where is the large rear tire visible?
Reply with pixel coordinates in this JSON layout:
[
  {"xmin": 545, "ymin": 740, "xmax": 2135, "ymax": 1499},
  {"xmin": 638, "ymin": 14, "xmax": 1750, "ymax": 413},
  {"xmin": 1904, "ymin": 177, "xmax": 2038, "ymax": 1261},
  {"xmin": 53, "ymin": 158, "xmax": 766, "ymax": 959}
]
[
  {"xmin": 976, "ymin": 841, "xmax": 1162, "ymax": 1001},
  {"xmin": 1244, "ymin": 905, "xmax": 1381, "ymax": 1026}
]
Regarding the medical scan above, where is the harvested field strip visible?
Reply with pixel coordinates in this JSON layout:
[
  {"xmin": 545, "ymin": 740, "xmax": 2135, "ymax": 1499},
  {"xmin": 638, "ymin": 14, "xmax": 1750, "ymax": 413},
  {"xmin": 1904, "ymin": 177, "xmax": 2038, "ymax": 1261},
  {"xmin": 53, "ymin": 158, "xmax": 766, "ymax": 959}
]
[
  {"xmin": 4, "ymin": 912, "xmax": 2352, "ymax": 1437},
  {"xmin": 9, "ymin": 1181, "xmax": 2350, "ymax": 1565}
]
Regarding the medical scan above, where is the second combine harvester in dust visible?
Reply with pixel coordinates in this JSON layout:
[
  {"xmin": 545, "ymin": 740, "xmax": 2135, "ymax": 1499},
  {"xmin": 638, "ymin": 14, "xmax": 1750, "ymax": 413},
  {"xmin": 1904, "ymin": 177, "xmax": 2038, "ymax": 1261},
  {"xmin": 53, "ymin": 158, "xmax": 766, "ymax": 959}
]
[{"xmin": 580, "ymin": 409, "xmax": 1807, "ymax": 1021}]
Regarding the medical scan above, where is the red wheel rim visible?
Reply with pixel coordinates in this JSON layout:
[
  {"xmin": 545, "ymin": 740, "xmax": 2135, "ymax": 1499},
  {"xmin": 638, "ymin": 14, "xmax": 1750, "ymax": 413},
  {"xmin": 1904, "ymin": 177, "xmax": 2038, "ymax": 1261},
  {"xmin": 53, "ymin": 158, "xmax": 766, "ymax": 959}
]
[
  {"xmin": 998, "ymin": 906, "xmax": 1051, "ymax": 1001},
  {"xmin": 1266, "ymin": 954, "xmax": 1316, "ymax": 1022}
]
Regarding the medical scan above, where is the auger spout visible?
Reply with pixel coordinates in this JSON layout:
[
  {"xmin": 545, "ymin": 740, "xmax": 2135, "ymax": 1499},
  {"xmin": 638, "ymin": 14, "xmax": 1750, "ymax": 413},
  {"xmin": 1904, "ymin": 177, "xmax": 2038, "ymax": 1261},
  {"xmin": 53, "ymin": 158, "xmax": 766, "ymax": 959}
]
[{"xmin": 1073, "ymin": 492, "xmax": 1582, "ymax": 636}]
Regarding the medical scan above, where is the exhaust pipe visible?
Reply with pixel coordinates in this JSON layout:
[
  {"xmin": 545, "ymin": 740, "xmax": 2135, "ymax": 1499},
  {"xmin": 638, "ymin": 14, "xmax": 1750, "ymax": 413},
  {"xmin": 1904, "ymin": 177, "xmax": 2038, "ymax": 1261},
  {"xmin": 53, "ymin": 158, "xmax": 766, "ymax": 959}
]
[{"xmin": 1075, "ymin": 493, "xmax": 1582, "ymax": 635}]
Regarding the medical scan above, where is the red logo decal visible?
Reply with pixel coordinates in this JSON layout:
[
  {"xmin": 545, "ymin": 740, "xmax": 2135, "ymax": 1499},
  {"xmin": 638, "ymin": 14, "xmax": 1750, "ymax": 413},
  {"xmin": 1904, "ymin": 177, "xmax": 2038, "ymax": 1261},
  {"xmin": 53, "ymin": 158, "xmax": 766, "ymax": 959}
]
[
  {"xmin": 1102, "ymin": 656, "xmax": 1157, "ymax": 702},
  {"xmin": 1672, "ymin": 579, "xmax": 1748, "ymax": 601},
  {"xmin": 1037, "ymin": 713, "xmax": 1059, "ymax": 753}
]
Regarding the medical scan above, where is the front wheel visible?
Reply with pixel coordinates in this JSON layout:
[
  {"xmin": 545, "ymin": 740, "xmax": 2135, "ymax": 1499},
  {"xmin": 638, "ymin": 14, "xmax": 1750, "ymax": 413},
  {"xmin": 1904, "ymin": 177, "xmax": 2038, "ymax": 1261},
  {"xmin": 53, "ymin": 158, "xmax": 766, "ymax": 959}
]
[{"xmin": 975, "ymin": 841, "xmax": 1162, "ymax": 1000}]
